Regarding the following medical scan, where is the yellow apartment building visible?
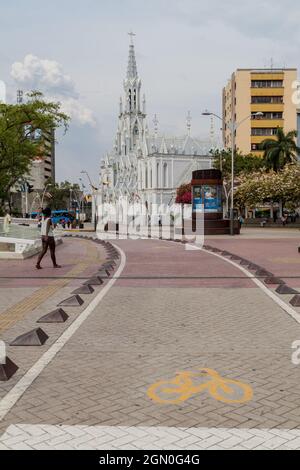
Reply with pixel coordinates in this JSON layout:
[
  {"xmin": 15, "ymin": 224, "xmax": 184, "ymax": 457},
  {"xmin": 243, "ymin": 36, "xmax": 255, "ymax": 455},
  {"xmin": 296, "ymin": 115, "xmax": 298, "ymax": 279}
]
[{"xmin": 222, "ymin": 68, "xmax": 298, "ymax": 155}]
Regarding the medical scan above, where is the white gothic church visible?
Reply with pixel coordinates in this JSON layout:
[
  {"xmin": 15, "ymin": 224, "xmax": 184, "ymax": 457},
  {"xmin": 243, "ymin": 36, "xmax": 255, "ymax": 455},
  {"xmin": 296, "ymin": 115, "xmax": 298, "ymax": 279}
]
[{"xmin": 98, "ymin": 36, "xmax": 215, "ymax": 211}]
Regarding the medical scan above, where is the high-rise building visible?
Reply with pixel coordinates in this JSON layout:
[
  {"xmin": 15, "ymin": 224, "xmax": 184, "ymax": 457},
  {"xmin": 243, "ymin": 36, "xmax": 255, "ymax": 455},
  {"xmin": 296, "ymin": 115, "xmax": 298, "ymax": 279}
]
[
  {"xmin": 26, "ymin": 128, "xmax": 55, "ymax": 191},
  {"xmin": 222, "ymin": 68, "xmax": 298, "ymax": 155}
]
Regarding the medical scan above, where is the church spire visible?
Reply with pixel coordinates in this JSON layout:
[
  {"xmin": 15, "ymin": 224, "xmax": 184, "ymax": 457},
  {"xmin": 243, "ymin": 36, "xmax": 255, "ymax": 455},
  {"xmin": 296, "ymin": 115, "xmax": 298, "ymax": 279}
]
[{"xmin": 127, "ymin": 32, "xmax": 138, "ymax": 79}]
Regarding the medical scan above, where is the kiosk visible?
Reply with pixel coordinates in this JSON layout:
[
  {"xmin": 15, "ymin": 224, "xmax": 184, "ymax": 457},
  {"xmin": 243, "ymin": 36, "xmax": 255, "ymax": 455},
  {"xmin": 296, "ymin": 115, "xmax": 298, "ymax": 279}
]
[{"xmin": 191, "ymin": 169, "xmax": 240, "ymax": 235}]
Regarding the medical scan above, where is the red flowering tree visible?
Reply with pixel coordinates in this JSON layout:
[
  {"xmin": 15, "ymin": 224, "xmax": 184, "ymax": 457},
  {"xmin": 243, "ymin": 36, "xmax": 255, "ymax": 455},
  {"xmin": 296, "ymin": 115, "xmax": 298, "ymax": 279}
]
[{"xmin": 175, "ymin": 183, "xmax": 192, "ymax": 204}]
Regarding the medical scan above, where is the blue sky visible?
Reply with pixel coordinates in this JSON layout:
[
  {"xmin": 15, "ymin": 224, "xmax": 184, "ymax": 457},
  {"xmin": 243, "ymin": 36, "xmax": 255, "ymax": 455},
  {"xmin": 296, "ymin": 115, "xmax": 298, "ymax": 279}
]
[{"xmin": 1, "ymin": 0, "xmax": 299, "ymax": 187}]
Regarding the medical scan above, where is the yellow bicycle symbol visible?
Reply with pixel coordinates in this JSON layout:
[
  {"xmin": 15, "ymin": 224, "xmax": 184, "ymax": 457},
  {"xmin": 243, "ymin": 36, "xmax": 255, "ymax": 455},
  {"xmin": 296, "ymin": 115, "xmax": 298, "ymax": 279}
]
[{"xmin": 147, "ymin": 368, "xmax": 253, "ymax": 404}]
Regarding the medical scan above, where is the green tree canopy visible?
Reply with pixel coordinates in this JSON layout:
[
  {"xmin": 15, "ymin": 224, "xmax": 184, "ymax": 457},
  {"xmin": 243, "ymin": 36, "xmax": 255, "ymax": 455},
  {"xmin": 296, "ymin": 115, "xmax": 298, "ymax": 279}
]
[
  {"xmin": 0, "ymin": 91, "xmax": 70, "ymax": 208},
  {"xmin": 260, "ymin": 127, "xmax": 300, "ymax": 172},
  {"xmin": 44, "ymin": 180, "xmax": 81, "ymax": 210},
  {"xmin": 211, "ymin": 148, "xmax": 266, "ymax": 177}
]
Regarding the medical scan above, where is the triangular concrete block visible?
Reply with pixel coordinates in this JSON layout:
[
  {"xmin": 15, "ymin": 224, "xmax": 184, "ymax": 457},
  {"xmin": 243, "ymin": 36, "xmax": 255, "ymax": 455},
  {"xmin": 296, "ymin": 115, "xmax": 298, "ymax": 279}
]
[
  {"xmin": 230, "ymin": 255, "xmax": 241, "ymax": 261},
  {"xmin": 37, "ymin": 308, "xmax": 69, "ymax": 323},
  {"xmin": 10, "ymin": 328, "xmax": 48, "ymax": 346},
  {"xmin": 58, "ymin": 295, "xmax": 84, "ymax": 307},
  {"xmin": 72, "ymin": 285, "xmax": 94, "ymax": 295},
  {"xmin": 248, "ymin": 263, "xmax": 261, "ymax": 271},
  {"xmin": 106, "ymin": 252, "xmax": 118, "ymax": 258},
  {"xmin": 84, "ymin": 277, "xmax": 104, "ymax": 286},
  {"xmin": 221, "ymin": 251, "xmax": 231, "ymax": 256},
  {"xmin": 107, "ymin": 266, "xmax": 115, "ymax": 272},
  {"xmin": 256, "ymin": 269, "xmax": 273, "ymax": 277},
  {"xmin": 264, "ymin": 277, "xmax": 284, "ymax": 285},
  {"xmin": 240, "ymin": 259, "xmax": 251, "ymax": 266},
  {"xmin": 104, "ymin": 260, "xmax": 116, "ymax": 266},
  {"xmin": 0, "ymin": 357, "xmax": 19, "ymax": 381},
  {"xmin": 290, "ymin": 295, "xmax": 300, "ymax": 306},
  {"xmin": 102, "ymin": 263, "xmax": 115, "ymax": 270},
  {"xmin": 290, "ymin": 291, "xmax": 300, "ymax": 304},
  {"xmin": 97, "ymin": 269, "xmax": 111, "ymax": 277},
  {"xmin": 276, "ymin": 284, "xmax": 299, "ymax": 295},
  {"xmin": 101, "ymin": 264, "xmax": 114, "ymax": 270}
]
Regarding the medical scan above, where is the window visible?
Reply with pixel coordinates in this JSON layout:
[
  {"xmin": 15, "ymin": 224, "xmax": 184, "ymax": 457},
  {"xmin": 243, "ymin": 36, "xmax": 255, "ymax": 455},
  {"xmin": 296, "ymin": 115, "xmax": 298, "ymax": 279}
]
[
  {"xmin": 251, "ymin": 128, "xmax": 278, "ymax": 136},
  {"xmin": 156, "ymin": 162, "xmax": 160, "ymax": 187},
  {"xmin": 251, "ymin": 112, "xmax": 283, "ymax": 119},
  {"xmin": 251, "ymin": 96, "xmax": 283, "ymax": 104},
  {"xmin": 129, "ymin": 89, "xmax": 132, "ymax": 110},
  {"xmin": 251, "ymin": 80, "xmax": 283, "ymax": 88},
  {"xmin": 163, "ymin": 163, "xmax": 168, "ymax": 188}
]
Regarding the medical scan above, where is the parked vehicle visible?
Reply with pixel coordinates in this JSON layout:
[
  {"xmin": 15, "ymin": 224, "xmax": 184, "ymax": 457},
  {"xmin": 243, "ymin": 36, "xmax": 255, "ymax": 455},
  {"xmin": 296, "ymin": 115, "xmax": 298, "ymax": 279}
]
[{"xmin": 30, "ymin": 210, "xmax": 75, "ymax": 226}]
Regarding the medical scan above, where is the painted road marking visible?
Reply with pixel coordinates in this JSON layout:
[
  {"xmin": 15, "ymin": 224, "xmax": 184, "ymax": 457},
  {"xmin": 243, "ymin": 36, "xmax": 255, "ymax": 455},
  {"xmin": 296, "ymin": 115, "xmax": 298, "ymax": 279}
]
[
  {"xmin": 147, "ymin": 368, "xmax": 253, "ymax": 405},
  {"xmin": 0, "ymin": 244, "xmax": 126, "ymax": 423},
  {"xmin": 1, "ymin": 424, "xmax": 300, "ymax": 449}
]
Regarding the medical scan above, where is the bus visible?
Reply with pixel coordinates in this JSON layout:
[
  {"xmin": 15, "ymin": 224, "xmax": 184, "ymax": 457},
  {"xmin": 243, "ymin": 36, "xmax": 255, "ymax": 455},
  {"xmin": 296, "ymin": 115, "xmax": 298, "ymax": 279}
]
[{"xmin": 30, "ymin": 210, "xmax": 75, "ymax": 225}]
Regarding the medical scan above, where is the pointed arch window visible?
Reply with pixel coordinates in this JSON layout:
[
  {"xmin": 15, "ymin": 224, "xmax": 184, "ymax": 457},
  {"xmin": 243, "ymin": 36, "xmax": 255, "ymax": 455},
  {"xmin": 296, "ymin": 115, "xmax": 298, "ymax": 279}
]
[
  {"xmin": 128, "ymin": 89, "xmax": 132, "ymax": 111},
  {"xmin": 156, "ymin": 162, "xmax": 160, "ymax": 187},
  {"xmin": 163, "ymin": 163, "xmax": 168, "ymax": 188}
]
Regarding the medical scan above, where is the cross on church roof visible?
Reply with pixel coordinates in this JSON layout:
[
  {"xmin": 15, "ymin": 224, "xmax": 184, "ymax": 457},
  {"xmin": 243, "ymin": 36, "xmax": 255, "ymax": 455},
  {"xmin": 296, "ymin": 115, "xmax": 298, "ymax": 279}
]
[{"xmin": 128, "ymin": 31, "xmax": 136, "ymax": 45}]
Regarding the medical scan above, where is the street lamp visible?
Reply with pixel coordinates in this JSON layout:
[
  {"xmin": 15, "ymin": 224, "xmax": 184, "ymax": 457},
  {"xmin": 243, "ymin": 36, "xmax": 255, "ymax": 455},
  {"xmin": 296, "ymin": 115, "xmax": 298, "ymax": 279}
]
[
  {"xmin": 81, "ymin": 170, "xmax": 98, "ymax": 231},
  {"xmin": 41, "ymin": 183, "xmax": 52, "ymax": 210},
  {"xmin": 202, "ymin": 110, "xmax": 263, "ymax": 235}
]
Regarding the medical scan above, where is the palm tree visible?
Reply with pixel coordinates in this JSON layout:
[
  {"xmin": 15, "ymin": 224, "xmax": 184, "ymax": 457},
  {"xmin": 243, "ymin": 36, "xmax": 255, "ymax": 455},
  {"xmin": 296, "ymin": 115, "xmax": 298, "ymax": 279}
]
[{"xmin": 260, "ymin": 128, "xmax": 300, "ymax": 172}]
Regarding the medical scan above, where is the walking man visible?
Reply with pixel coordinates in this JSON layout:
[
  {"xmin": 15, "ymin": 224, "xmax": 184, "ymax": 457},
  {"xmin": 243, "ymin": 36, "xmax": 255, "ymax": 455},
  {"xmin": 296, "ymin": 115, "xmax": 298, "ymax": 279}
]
[{"xmin": 36, "ymin": 207, "xmax": 61, "ymax": 270}]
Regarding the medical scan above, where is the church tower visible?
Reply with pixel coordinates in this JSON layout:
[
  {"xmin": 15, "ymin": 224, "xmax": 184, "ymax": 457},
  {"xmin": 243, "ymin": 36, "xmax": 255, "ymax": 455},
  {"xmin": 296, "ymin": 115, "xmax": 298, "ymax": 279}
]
[{"xmin": 117, "ymin": 32, "xmax": 146, "ymax": 155}]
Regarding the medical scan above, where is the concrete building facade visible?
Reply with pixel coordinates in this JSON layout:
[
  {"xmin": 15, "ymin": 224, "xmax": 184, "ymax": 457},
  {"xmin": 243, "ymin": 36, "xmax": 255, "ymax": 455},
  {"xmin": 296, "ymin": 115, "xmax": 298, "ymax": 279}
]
[{"xmin": 223, "ymin": 68, "xmax": 298, "ymax": 155}]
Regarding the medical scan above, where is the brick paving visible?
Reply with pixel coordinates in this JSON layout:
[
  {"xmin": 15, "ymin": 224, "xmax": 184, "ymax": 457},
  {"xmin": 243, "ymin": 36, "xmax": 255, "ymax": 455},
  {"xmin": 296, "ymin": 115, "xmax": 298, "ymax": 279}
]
[
  {"xmin": 0, "ymin": 236, "xmax": 108, "ymax": 400},
  {"xmin": 2, "ymin": 424, "xmax": 300, "ymax": 450},
  {"xmin": 207, "ymin": 236, "xmax": 300, "ymax": 287},
  {"xmin": 0, "ymin": 236, "xmax": 300, "ymax": 449}
]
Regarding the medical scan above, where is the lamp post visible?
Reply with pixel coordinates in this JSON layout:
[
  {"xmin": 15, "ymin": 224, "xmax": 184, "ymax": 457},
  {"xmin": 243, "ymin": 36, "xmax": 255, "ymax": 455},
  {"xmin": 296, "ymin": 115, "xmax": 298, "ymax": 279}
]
[
  {"xmin": 41, "ymin": 183, "xmax": 51, "ymax": 210},
  {"xmin": 202, "ymin": 110, "xmax": 263, "ymax": 235},
  {"xmin": 81, "ymin": 170, "xmax": 98, "ymax": 231}
]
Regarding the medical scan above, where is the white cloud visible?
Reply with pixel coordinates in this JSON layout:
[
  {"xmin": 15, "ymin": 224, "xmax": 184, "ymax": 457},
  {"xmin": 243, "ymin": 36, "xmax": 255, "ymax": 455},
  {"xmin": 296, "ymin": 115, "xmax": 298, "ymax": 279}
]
[
  {"xmin": 57, "ymin": 97, "xmax": 96, "ymax": 127},
  {"xmin": 11, "ymin": 54, "xmax": 76, "ymax": 96},
  {"xmin": 11, "ymin": 54, "xmax": 96, "ymax": 127}
]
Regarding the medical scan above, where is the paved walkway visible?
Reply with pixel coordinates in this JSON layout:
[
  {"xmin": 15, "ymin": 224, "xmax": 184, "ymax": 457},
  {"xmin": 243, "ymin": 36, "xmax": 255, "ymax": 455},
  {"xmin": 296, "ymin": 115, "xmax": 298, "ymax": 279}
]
[{"xmin": 0, "ymin": 236, "xmax": 300, "ymax": 449}]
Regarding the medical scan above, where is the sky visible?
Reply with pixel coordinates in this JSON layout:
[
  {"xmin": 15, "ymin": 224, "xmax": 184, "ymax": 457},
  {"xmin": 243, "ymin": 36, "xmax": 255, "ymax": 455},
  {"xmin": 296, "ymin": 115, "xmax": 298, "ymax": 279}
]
[{"xmin": 1, "ymin": 0, "xmax": 300, "ymax": 187}]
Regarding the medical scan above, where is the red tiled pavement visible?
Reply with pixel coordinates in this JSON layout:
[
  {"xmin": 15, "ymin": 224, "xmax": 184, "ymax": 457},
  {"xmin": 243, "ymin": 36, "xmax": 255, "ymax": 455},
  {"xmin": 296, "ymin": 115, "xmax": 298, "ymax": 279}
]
[
  {"xmin": 115, "ymin": 239, "xmax": 253, "ymax": 288},
  {"xmin": 207, "ymin": 237, "xmax": 300, "ymax": 287},
  {"xmin": 0, "ymin": 237, "xmax": 104, "ymax": 289}
]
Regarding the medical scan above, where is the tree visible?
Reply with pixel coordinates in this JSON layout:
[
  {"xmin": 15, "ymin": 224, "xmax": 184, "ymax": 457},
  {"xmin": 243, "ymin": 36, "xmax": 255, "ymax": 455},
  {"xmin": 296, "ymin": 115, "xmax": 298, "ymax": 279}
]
[
  {"xmin": 44, "ymin": 180, "xmax": 81, "ymax": 210},
  {"xmin": 0, "ymin": 91, "xmax": 70, "ymax": 210},
  {"xmin": 212, "ymin": 149, "xmax": 266, "ymax": 176},
  {"xmin": 175, "ymin": 183, "xmax": 192, "ymax": 204},
  {"xmin": 234, "ymin": 164, "xmax": 300, "ymax": 212},
  {"xmin": 211, "ymin": 149, "xmax": 266, "ymax": 214},
  {"xmin": 260, "ymin": 128, "xmax": 300, "ymax": 172}
]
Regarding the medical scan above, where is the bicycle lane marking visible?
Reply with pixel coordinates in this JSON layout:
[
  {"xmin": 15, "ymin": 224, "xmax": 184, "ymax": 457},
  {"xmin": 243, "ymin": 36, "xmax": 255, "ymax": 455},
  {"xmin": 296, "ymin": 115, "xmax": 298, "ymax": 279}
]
[
  {"xmin": 200, "ymin": 246, "xmax": 300, "ymax": 325},
  {"xmin": 147, "ymin": 368, "xmax": 253, "ymax": 405},
  {"xmin": 0, "ymin": 243, "xmax": 126, "ymax": 423}
]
